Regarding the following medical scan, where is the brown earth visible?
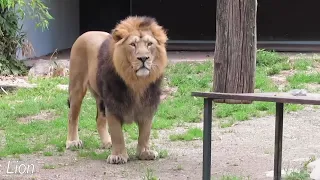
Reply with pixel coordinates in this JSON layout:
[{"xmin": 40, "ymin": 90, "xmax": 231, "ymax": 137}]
[
  {"xmin": 1, "ymin": 105, "xmax": 320, "ymax": 180},
  {"xmin": 1, "ymin": 51, "xmax": 320, "ymax": 180}
]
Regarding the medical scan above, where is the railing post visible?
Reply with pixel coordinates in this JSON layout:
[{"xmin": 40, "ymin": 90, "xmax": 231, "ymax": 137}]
[{"xmin": 203, "ymin": 98, "xmax": 213, "ymax": 180}]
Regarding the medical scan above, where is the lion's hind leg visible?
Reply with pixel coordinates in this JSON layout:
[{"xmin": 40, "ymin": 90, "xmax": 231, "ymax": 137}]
[
  {"xmin": 66, "ymin": 84, "xmax": 87, "ymax": 149},
  {"xmin": 96, "ymin": 99, "xmax": 112, "ymax": 149}
]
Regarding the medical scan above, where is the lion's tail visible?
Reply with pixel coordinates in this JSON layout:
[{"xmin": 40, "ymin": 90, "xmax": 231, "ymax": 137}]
[{"xmin": 67, "ymin": 98, "xmax": 70, "ymax": 108}]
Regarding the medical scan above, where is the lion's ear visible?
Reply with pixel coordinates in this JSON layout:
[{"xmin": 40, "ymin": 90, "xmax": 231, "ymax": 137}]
[
  {"xmin": 111, "ymin": 29, "xmax": 128, "ymax": 42},
  {"xmin": 111, "ymin": 29, "xmax": 121, "ymax": 42}
]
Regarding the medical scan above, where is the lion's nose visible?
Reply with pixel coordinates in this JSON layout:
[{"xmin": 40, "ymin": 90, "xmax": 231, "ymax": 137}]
[{"xmin": 137, "ymin": 56, "xmax": 149, "ymax": 62}]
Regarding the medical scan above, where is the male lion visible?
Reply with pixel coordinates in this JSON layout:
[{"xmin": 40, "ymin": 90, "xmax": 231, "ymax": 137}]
[{"xmin": 66, "ymin": 16, "xmax": 168, "ymax": 164}]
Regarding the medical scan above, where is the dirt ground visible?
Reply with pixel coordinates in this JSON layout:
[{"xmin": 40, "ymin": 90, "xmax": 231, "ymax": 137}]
[
  {"xmin": 2, "ymin": 51, "xmax": 320, "ymax": 180},
  {"xmin": 1, "ymin": 105, "xmax": 320, "ymax": 180}
]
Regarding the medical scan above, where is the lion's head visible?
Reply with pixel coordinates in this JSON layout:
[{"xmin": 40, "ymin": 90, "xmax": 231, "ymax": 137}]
[{"xmin": 110, "ymin": 16, "xmax": 168, "ymax": 91}]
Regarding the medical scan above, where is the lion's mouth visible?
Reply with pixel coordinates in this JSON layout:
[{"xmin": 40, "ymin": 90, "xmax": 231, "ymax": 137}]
[
  {"xmin": 136, "ymin": 65, "xmax": 150, "ymax": 71},
  {"xmin": 136, "ymin": 67, "xmax": 150, "ymax": 77}
]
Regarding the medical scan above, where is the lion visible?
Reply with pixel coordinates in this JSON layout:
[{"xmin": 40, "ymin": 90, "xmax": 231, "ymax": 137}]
[{"xmin": 66, "ymin": 16, "xmax": 168, "ymax": 164}]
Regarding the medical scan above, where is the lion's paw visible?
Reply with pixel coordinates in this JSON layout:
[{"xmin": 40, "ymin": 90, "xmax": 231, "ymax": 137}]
[
  {"xmin": 106, "ymin": 154, "xmax": 129, "ymax": 164},
  {"xmin": 101, "ymin": 142, "xmax": 112, "ymax": 149},
  {"xmin": 66, "ymin": 140, "xmax": 83, "ymax": 149},
  {"xmin": 138, "ymin": 150, "xmax": 158, "ymax": 160}
]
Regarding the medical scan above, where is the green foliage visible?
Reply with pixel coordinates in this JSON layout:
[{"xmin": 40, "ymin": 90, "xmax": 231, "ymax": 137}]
[
  {"xmin": 284, "ymin": 170, "xmax": 310, "ymax": 180},
  {"xmin": 169, "ymin": 128, "xmax": 203, "ymax": 141},
  {"xmin": 256, "ymin": 49, "xmax": 291, "ymax": 75},
  {"xmin": 0, "ymin": 0, "xmax": 53, "ymax": 75},
  {"xmin": 0, "ymin": 8, "xmax": 28, "ymax": 75},
  {"xmin": 0, "ymin": 0, "xmax": 53, "ymax": 30},
  {"xmin": 256, "ymin": 49, "xmax": 289, "ymax": 67},
  {"xmin": 293, "ymin": 58, "xmax": 314, "ymax": 71}
]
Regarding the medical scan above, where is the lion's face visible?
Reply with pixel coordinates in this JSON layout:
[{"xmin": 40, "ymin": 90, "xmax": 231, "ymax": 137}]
[
  {"xmin": 110, "ymin": 16, "xmax": 168, "ymax": 91},
  {"xmin": 124, "ymin": 32, "xmax": 159, "ymax": 77}
]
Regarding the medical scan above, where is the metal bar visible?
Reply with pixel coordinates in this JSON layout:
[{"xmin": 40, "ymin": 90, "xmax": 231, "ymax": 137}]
[
  {"xmin": 167, "ymin": 40, "xmax": 320, "ymax": 52},
  {"xmin": 274, "ymin": 103, "xmax": 284, "ymax": 180},
  {"xmin": 168, "ymin": 40, "xmax": 320, "ymax": 45},
  {"xmin": 203, "ymin": 98, "xmax": 213, "ymax": 180},
  {"xmin": 130, "ymin": 0, "xmax": 133, "ymax": 15}
]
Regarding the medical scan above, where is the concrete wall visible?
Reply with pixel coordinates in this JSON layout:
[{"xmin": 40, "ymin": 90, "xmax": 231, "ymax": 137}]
[{"xmin": 17, "ymin": 0, "xmax": 79, "ymax": 60}]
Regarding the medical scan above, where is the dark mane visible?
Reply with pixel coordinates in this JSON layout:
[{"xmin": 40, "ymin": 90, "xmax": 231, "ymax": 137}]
[
  {"xmin": 138, "ymin": 16, "xmax": 156, "ymax": 28},
  {"xmin": 96, "ymin": 36, "xmax": 163, "ymax": 123}
]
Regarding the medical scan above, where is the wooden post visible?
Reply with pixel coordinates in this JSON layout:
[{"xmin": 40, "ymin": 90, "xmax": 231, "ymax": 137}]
[{"xmin": 213, "ymin": 0, "xmax": 257, "ymax": 104}]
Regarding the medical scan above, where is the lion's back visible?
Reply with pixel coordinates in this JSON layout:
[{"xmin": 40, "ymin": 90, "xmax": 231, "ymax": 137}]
[
  {"xmin": 69, "ymin": 31, "xmax": 112, "ymax": 96},
  {"xmin": 70, "ymin": 31, "xmax": 110, "ymax": 62}
]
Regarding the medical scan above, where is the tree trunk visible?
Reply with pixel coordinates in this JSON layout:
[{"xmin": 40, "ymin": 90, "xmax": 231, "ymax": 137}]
[{"xmin": 213, "ymin": 0, "xmax": 257, "ymax": 104}]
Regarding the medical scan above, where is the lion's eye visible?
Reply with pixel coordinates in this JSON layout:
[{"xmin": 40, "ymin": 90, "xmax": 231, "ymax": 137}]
[
  {"xmin": 147, "ymin": 42, "xmax": 153, "ymax": 47},
  {"xmin": 130, "ymin": 43, "xmax": 136, "ymax": 47}
]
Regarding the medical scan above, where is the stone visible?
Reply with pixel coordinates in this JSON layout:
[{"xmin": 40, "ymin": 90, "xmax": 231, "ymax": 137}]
[
  {"xmin": 265, "ymin": 169, "xmax": 298, "ymax": 178},
  {"xmin": 308, "ymin": 159, "xmax": 320, "ymax": 180},
  {"xmin": 0, "ymin": 76, "xmax": 36, "ymax": 92},
  {"xmin": 28, "ymin": 59, "xmax": 69, "ymax": 77}
]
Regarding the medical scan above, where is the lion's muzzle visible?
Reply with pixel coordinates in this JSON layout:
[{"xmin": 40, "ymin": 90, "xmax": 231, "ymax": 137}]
[
  {"xmin": 137, "ymin": 56, "xmax": 149, "ymax": 62},
  {"xmin": 136, "ymin": 56, "xmax": 152, "ymax": 77}
]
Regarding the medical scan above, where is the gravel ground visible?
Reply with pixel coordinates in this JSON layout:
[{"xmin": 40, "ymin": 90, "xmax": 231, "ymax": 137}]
[{"xmin": 0, "ymin": 106, "xmax": 320, "ymax": 180}]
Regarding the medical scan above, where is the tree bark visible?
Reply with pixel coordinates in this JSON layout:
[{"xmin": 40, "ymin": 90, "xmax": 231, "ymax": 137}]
[{"xmin": 213, "ymin": 0, "xmax": 257, "ymax": 104}]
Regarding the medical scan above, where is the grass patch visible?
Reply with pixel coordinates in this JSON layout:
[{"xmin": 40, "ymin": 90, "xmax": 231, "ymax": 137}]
[
  {"xmin": 43, "ymin": 151, "xmax": 53, "ymax": 156},
  {"xmin": 284, "ymin": 170, "xmax": 310, "ymax": 180},
  {"xmin": 42, "ymin": 164, "xmax": 55, "ymax": 169},
  {"xmin": 256, "ymin": 49, "xmax": 291, "ymax": 75},
  {"xmin": 169, "ymin": 128, "xmax": 203, "ymax": 141},
  {"xmin": 142, "ymin": 168, "xmax": 159, "ymax": 180},
  {"xmin": 293, "ymin": 58, "xmax": 314, "ymax": 71},
  {"xmin": 283, "ymin": 156, "xmax": 315, "ymax": 180},
  {"xmin": 287, "ymin": 72, "xmax": 320, "ymax": 89},
  {"xmin": 256, "ymin": 49, "xmax": 289, "ymax": 67},
  {"xmin": 158, "ymin": 149, "xmax": 169, "ymax": 158},
  {"xmin": 153, "ymin": 61, "xmax": 213, "ymax": 129},
  {"xmin": 303, "ymin": 155, "xmax": 316, "ymax": 170},
  {"xmin": 175, "ymin": 164, "xmax": 184, "ymax": 171},
  {"xmin": 78, "ymin": 150, "xmax": 110, "ymax": 160},
  {"xmin": 0, "ymin": 49, "xmax": 310, "ymax": 156}
]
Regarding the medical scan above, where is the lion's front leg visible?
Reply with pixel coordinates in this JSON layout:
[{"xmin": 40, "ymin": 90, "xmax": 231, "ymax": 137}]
[
  {"xmin": 106, "ymin": 114, "xmax": 129, "ymax": 164},
  {"xmin": 136, "ymin": 119, "xmax": 158, "ymax": 160}
]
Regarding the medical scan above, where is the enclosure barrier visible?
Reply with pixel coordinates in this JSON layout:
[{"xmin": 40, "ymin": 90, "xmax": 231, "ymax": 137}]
[{"xmin": 191, "ymin": 91, "xmax": 320, "ymax": 180}]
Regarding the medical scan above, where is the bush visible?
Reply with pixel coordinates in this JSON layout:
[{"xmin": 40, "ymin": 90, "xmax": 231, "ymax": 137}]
[
  {"xmin": 0, "ymin": 0, "xmax": 53, "ymax": 75},
  {"xmin": 256, "ymin": 49, "xmax": 289, "ymax": 67},
  {"xmin": 0, "ymin": 8, "xmax": 27, "ymax": 75}
]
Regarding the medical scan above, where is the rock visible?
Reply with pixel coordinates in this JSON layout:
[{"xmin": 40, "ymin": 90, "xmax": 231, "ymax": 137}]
[
  {"xmin": 0, "ymin": 83, "xmax": 36, "ymax": 89},
  {"xmin": 289, "ymin": 89, "xmax": 308, "ymax": 96},
  {"xmin": 308, "ymin": 159, "xmax": 320, "ymax": 180},
  {"xmin": 265, "ymin": 169, "xmax": 298, "ymax": 178},
  {"xmin": 28, "ymin": 59, "xmax": 69, "ymax": 77},
  {"xmin": 0, "ymin": 76, "xmax": 36, "ymax": 92}
]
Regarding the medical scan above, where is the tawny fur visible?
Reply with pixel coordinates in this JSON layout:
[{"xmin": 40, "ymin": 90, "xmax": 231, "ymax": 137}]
[
  {"xmin": 111, "ymin": 16, "xmax": 168, "ymax": 96},
  {"xmin": 66, "ymin": 16, "xmax": 168, "ymax": 164}
]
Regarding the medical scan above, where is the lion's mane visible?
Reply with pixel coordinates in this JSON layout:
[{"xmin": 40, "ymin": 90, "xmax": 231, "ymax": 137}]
[{"xmin": 96, "ymin": 16, "xmax": 168, "ymax": 123}]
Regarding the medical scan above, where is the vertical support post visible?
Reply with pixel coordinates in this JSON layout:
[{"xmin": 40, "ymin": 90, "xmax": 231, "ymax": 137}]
[
  {"xmin": 214, "ymin": 0, "xmax": 257, "ymax": 104},
  {"xmin": 203, "ymin": 98, "xmax": 213, "ymax": 180},
  {"xmin": 274, "ymin": 103, "xmax": 284, "ymax": 180},
  {"xmin": 130, "ymin": 0, "xmax": 133, "ymax": 15}
]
